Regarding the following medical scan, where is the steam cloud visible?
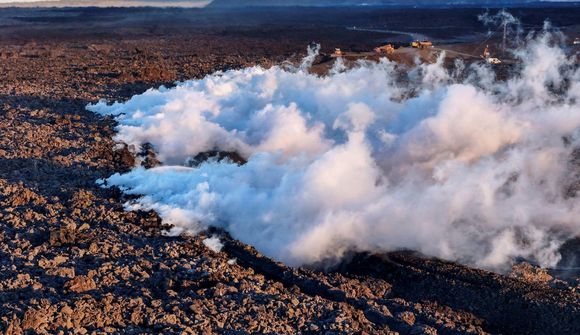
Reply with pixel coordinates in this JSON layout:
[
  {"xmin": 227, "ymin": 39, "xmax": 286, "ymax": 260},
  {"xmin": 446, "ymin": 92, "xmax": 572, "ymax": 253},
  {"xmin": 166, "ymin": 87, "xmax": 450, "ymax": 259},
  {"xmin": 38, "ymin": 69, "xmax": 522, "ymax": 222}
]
[{"xmin": 89, "ymin": 29, "xmax": 580, "ymax": 270}]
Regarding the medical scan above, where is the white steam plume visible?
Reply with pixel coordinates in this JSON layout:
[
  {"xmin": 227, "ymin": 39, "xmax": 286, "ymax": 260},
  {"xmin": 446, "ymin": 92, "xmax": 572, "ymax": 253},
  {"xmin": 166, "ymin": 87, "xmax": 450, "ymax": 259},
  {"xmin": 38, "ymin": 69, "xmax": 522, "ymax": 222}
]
[
  {"xmin": 478, "ymin": 9, "xmax": 521, "ymax": 27},
  {"xmin": 478, "ymin": 9, "xmax": 524, "ymax": 50},
  {"xmin": 89, "ymin": 32, "xmax": 580, "ymax": 271}
]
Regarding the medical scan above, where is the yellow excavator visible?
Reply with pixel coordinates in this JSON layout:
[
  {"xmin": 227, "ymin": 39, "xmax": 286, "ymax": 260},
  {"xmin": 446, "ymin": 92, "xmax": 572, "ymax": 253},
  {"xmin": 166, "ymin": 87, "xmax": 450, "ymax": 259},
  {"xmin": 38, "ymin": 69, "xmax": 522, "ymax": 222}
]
[{"xmin": 411, "ymin": 41, "xmax": 433, "ymax": 49}]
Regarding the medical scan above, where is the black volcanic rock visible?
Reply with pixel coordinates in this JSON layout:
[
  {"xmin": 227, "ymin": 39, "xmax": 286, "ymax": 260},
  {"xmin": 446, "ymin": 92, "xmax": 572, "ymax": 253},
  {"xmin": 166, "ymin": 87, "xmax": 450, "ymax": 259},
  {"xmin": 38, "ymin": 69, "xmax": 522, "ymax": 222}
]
[{"xmin": 0, "ymin": 5, "xmax": 578, "ymax": 335}]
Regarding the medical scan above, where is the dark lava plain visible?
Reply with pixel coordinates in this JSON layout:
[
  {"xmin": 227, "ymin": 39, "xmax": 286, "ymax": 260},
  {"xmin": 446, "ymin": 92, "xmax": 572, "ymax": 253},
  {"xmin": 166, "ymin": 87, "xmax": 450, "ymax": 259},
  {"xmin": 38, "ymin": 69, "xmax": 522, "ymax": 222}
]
[{"xmin": 0, "ymin": 5, "xmax": 579, "ymax": 335}]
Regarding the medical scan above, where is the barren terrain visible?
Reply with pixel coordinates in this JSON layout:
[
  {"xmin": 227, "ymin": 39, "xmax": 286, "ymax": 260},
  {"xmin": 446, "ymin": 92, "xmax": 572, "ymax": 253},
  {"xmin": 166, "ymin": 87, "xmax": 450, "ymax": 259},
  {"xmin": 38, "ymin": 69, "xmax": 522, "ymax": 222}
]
[{"xmin": 0, "ymin": 6, "xmax": 579, "ymax": 335}]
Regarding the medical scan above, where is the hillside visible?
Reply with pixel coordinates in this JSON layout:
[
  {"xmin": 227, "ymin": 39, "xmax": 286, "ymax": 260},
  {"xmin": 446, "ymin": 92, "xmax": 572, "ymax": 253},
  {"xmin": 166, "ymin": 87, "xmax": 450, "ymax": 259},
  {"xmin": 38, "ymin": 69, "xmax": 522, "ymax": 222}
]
[{"xmin": 207, "ymin": 0, "xmax": 578, "ymax": 8}]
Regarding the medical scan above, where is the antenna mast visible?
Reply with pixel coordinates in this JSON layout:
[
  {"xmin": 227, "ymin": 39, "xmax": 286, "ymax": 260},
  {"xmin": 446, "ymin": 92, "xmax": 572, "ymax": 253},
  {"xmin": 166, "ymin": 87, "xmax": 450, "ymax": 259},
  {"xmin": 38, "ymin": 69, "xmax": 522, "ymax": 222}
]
[{"xmin": 502, "ymin": 21, "xmax": 507, "ymax": 53}]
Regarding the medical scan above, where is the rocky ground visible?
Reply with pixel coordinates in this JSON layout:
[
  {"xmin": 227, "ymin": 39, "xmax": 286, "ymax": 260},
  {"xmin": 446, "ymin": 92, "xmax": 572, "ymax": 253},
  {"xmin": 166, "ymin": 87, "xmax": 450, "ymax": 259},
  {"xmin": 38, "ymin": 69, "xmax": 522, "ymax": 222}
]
[{"xmin": 0, "ymin": 7, "xmax": 579, "ymax": 335}]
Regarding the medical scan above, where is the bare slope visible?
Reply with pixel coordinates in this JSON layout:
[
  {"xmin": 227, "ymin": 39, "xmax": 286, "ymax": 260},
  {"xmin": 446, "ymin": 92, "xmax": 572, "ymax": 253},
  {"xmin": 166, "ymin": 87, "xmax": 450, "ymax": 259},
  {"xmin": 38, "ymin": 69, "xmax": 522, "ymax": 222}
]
[{"xmin": 0, "ymin": 7, "xmax": 578, "ymax": 335}]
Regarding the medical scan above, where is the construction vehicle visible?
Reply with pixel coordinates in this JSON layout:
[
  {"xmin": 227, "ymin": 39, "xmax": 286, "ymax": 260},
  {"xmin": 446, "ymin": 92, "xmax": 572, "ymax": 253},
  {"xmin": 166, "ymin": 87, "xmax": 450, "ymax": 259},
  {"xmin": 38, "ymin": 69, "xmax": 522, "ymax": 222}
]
[
  {"xmin": 482, "ymin": 45, "xmax": 491, "ymax": 59},
  {"xmin": 411, "ymin": 41, "xmax": 433, "ymax": 49},
  {"xmin": 374, "ymin": 44, "xmax": 395, "ymax": 54},
  {"xmin": 481, "ymin": 45, "xmax": 502, "ymax": 65}
]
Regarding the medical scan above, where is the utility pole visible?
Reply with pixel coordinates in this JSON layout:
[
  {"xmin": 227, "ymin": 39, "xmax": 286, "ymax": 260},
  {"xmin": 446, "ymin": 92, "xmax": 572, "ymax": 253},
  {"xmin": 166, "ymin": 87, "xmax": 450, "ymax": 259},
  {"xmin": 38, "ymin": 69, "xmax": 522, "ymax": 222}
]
[{"xmin": 502, "ymin": 21, "xmax": 507, "ymax": 54}]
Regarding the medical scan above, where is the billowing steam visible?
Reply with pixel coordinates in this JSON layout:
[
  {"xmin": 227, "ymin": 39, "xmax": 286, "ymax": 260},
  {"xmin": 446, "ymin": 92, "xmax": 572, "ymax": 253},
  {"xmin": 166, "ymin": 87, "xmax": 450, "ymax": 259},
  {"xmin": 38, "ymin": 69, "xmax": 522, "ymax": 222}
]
[
  {"xmin": 89, "ymin": 29, "xmax": 580, "ymax": 270},
  {"xmin": 478, "ymin": 9, "xmax": 521, "ymax": 28},
  {"xmin": 478, "ymin": 9, "xmax": 524, "ymax": 50}
]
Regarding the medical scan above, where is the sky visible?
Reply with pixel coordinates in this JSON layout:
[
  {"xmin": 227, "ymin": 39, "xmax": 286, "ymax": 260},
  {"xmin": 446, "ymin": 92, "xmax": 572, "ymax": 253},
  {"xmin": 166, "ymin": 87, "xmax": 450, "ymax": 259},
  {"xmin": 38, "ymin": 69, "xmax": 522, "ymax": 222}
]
[{"xmin": 0, "ymin": 0, "xmax": 212, "ymax": 7}]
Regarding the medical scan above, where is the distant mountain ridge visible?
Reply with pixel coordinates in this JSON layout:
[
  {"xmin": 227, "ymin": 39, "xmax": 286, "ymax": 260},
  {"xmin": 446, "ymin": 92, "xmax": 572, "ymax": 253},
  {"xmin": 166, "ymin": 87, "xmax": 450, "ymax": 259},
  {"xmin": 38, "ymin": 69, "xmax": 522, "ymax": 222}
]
[{"xmin": 208, "ymin": 0, "xmax": 580, "ymax": 8}]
